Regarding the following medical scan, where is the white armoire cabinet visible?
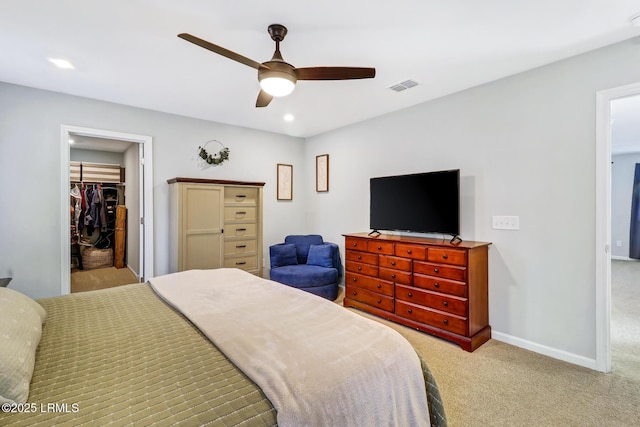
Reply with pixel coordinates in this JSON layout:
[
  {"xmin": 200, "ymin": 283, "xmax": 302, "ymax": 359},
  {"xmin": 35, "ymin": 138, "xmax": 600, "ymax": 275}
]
[{"xmin": 168, "ymin": 178, "xmax": 265, "ymax": 276}]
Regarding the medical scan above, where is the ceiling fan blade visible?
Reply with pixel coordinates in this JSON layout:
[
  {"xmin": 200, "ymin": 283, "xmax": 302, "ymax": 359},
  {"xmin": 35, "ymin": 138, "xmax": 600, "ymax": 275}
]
[
  {"xmin": 178, "ymin": 33, "xmax": 266, "ymax": 70},
  {"xmin": 295, "ymin": 67, "xmax": 376, "ymax": 80},
  {"xmin": 256, "ymin": 90, "xmax": 273, "ymax": 108}
]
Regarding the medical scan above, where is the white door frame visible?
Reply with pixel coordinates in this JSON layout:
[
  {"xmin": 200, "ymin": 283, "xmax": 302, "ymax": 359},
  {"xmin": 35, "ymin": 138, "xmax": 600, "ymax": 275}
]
[
  {"xmin": 60, "ymin": 125, "xmax": 154, "ymax": 295},
  {"xmin": 595, "ymin": 82, "xmax": 640, "ymax": 373}
]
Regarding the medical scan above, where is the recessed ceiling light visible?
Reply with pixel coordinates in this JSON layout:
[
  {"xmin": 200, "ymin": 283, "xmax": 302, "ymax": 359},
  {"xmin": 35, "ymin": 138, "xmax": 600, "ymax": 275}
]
[
  {"xmin": 283, "ymin": 114, "xmax": 295, "ymax": 122},
  {"xmin": 69, "ymin": 139, "xmax": 75, "ymax": 144},
  {"xmin": 48, "ymin": 58, "xmax": 75, "ymax": 69},
  {"xmin": 630, "ymin": 12, "xmax": 640, "ymax": 27}
]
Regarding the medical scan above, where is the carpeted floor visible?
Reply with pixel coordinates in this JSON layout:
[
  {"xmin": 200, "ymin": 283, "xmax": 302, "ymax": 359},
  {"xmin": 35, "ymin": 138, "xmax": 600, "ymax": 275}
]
[
  {"xmin": 71, "ymin": 266, "xmax": 139, "ymax": 293},
  {"xmin": 337, "ymin": 259, "xmax": 640, "ymax": 426}
]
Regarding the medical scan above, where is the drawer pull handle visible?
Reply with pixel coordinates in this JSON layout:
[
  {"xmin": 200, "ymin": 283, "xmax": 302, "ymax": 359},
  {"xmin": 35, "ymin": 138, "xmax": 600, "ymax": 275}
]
[
  {"xmin": 434, "ymin": 268, "xmax": 439, "ymax": 273},
  {"xmin": 442, "ymin": 254, "xmax": 448, "ymax": 259},
  {"xmin": 352, "ymin": 277, "xmax": 357, "ymax": 282},
  {"xmin": 391, "ymin": 261, "xmax": 396, "ymax": 266},
  {"xmin": 236, "ymin": 211, "xmax": 247, "ymax": 215},
  {"xmin": 357, "ymin": 255, "xmax": 362, "ymax": 260},
  {"xmin": 407, "ymin": 249, "xmax": 412, "ymax": 254},
  {"xmin": 235, "ymin": 261, "xmax": 247, "ymax": 265},
  {"xmin": 236, "ymin": 194, "xmax": 247, "ymax": 198},
  {"xmin": 442, "ymin": 301, "xmax": 448, "ymax": 307},
  {"xmin": 358, "ymin": 266, "xmax": 362, "ymax": 271},
  {"xmin": 408, "ymin": 292, "xmax": 412, "ymax": 297},
  {"xmin": 236, "ymin": 245, "xmax": 247, "ymax": 248},
  {"xmin": 353, "ymin": 291, "xmax": 358, "ymax": 296},
  {"xmin": 377, "ymin": 299, "xmax": 382, "ymax": 304},
  {"xmin": 443, "ymin": 319, "xmax": 449, "ymax": 325},
  {"xmin": 352, "ymin": 243, "xmax": 358, "ymax": 247},
  {"xmin": 391, "ymin": 273, "xmax": 396, "ymax": 279},
  {"xmin": 236, "ymin": 228, "xmax": 247, "ymax": 232},
  {"xmin": 434, "ymin": 282, "xmax": 440, "ymax": 288},
  {"xmin": 377, "ymin": 284, "xmax": 381, "ymax": 289},
  {"xmin": 408, "ymin": 309, "xmax": 413, "ymax": 314},
  {"xmin": 377, "ymin": 245, "xmax": 382, "ymax": 250}
]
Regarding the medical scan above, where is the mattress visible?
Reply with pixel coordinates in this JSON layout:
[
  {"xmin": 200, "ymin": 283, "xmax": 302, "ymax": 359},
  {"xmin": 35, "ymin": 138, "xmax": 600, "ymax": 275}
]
[{"xmin": 0, "ymin": 282, "xmax": 446, "ymax": 426}]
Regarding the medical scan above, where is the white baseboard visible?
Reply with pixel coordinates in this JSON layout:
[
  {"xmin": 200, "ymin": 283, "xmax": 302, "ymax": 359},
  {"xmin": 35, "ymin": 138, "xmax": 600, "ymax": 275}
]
[
  {"xmin": 611, "ymin": 255, "xmax": 640, "ymax": 261},
  {"xmin": 127, "ymin": 265, "xmax": 141, "ymax": 282},
  {"xmin": 491, "ymin": 331, "xmax": 598, "ymax": 371}
]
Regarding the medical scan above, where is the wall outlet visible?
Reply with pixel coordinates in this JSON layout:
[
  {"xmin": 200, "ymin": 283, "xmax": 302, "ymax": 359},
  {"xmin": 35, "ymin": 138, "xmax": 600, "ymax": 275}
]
[{"xmin": 492, "ymin": 215, "xmax": 520, "ymax": 230}]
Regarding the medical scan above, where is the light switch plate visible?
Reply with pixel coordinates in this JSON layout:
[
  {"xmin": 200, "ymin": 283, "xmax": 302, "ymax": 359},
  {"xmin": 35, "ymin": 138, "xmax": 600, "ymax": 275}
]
[{"xmin": 492, "ymin": 215, "xmax": 520, "ymax": 230}]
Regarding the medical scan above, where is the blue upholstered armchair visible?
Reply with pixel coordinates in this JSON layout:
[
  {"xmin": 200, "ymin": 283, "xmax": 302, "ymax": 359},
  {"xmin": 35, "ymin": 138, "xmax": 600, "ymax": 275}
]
[{"xmin": 269, "ymin": 235, "xmax": 343, "ymax": 300}]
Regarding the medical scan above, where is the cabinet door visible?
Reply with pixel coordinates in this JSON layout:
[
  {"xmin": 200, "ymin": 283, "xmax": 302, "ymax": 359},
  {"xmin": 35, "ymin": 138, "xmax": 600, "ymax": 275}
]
[{"xmin": 181, "ymin": 184, "xmax": 223, "ymax": 270}]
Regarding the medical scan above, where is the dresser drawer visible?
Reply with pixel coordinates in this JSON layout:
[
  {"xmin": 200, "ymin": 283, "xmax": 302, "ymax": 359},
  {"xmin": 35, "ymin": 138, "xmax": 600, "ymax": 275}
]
[
  {"xmin": 396, "ymin": 300, "xmax": 467, "ymax": 335},
  {"xmin": 379, "ymin": 267, "xmax": 412, "ymax": 285},
  {"xmin": 224, "ymin": 186, "xmax": 259, "ymax": 204},
  {"xmin": 395, "ymin": 243, "xmax": 427, "ymax": 260},
  {"xmin": 346, "ymin": 237, "xmax": 368, "ymax": 252},
  {"xmin": 427, "ymin": 247, "xmax": 467, "ymax": 266},
  {"xmin": 224, "ymin": 239, "xmax": 257, "ymax": 256},
  {"xmin": 414, "ymin": 261, "xmax": 467, "ymax": 282},
  {"xmin": 379, "ymin": 255, "xmax": 411, "ymax": 271},
  {"xmin": 346, "ymin": 261, "xmax": 378, "ymax": 277},
  {"xmin": 396, "ymin": 284, "xmax": 467, "ymax": 317},
  {"xmin": 225, "ymin": 223, "xmax": 257, "ymax": 239},
  {"xmin": 224, "ymin": 255, "xmax": 258, "ymax": 270},
  {"xmin": 346, "ymin": 285, "xmax": 394, "ymax": 312},
  {"xmin": 366, "ymin": 240, "xmax": 394, "ymax": 255},
  {"xmin": 224, "ymin": 206, "xmax": 257, "ymax": 221},
  {"xmin": 346, "ymin": 250, "xmax": 378, "ymax": 266},
  {"xmin": 413, "ymin": 273, "xmax": 467, "ymax": 297},
  {"xmin": 345, "ymin": 272, "xmax": 394, "ymax": 296}
]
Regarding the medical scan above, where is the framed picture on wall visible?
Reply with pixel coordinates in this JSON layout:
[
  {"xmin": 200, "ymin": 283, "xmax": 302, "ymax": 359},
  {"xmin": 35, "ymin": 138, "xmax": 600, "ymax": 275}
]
[
  {"xmin": 277, "ymin": 163, "xmax": 293, "ymax": 200},
  {"xmin": 316, "ymin": 154, "xmax": 329, "ymax": 192}
]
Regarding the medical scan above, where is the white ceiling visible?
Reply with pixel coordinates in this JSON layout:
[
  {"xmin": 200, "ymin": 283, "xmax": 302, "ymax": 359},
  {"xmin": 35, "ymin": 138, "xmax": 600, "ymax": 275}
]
[{"xmin": 1, "ymin": 1, "xmax": 640, "ymax": 139}]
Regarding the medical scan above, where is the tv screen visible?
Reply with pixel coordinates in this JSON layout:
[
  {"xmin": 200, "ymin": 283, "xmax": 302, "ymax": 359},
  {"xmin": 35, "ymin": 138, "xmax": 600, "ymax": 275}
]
[{"xmin": 370, "ymin": 169, "xmax": 460, "ymax": 235}]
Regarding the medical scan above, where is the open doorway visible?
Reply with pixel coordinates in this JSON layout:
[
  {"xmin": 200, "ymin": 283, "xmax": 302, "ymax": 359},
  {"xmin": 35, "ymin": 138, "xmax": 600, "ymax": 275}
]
[
  {"xmin": 60, "ymin": 125, "xmax": 154, "ymax": 296},
  {"xmin": 595, "ymin": 82, "xmax": 640, "ymax": 373}
]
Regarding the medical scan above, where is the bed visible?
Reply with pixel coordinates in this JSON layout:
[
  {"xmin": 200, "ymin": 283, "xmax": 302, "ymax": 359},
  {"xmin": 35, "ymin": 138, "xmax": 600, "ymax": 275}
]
[{"xmin": 0, "ymin": 268, "xmax": 446, "ymax": 426}]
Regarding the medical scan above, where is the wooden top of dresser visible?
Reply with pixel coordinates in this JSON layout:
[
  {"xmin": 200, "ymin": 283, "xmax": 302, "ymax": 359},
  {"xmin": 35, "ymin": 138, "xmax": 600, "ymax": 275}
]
[{"xmin": 343, "ymin": 232, "xmax": 491, "ymax": 249}]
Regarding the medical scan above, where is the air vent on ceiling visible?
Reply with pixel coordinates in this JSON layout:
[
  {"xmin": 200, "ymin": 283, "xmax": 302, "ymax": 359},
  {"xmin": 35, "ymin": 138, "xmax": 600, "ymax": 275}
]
[{"xmin": 389, "ymin": 79, "xmax": 419, "ymax": 92}]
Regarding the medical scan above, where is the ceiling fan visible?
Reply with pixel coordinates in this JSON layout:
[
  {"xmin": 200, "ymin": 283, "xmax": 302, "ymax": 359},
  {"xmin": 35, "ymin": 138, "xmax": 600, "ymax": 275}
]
[{"xmin": 178, "ymin": 24, "xmax": 376, "ymax": 108}]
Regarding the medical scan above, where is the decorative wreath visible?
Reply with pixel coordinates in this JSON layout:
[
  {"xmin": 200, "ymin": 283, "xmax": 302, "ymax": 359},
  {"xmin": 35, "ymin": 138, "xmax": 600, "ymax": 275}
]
[{"xmin": 198, "ymin": 140, "xmax": 230, "ymax": 165}]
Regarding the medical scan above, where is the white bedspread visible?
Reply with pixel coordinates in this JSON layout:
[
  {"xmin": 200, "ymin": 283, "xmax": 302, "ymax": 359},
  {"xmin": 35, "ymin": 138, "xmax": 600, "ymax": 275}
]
[{"xmin": 150, "ymin": 268, "xmax": 430, "ymax": 427}]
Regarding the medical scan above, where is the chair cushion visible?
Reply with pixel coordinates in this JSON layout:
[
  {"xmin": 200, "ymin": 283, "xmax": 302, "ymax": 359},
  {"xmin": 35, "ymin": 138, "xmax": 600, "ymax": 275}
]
[
  {"xmin": 269, "ymin": 244, "xmax": 298, "ymax": 268},
  {"xmin": 270, "ymin": 264, "xmax": 338, "ymax": 288},
  {"xmin": 284, "ymin": 235, "xmax": 324, "ymax": 264},
  {"xmin": 307, "ymin": 244, "xmax": 333, "ymax": 268}
]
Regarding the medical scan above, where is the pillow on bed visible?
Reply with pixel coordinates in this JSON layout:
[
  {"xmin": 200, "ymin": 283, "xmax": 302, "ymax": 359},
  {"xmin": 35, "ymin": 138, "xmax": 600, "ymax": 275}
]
[
  {"xmin": 0, "ymin": 287, "xmax": 46, "ymax": 404},
  {"xmin": 270, "ymin": 244, "xmax": 298, "ymax": 267},
  {"xmin": 307, "ymin": 244, "xmax": 333, "ymax": 268}
]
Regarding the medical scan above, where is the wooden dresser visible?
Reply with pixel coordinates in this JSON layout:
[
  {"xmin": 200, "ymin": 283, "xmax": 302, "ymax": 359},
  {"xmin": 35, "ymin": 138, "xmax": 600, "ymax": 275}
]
[
  {"xmin": 168, "ymin": 178, "xmax": 264, "ymax": 276},
  {"xmin": 343, "ymin": 232, "xmax": 491, "ymax": 351}
]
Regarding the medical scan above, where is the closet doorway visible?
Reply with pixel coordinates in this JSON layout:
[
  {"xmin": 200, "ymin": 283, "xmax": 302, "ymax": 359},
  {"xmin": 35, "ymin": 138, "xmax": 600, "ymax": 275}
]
[{"xmin": 60, "ymin": 126, "xmax": 154, "ymax": 295}]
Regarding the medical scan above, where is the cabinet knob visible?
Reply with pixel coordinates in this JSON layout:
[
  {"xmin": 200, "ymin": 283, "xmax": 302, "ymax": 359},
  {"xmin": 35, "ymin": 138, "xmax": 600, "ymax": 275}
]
[
  {"xmin": 408, "ymin": 292, "xmax": 412, "ymax": 297},
  {"xmin": 352, "ymin": 291, "xmax": 357, "ymax": 296},
  {"xmin": 434, "ymin": 282, "xmax": 440, "ymax": 288},
  {"xmin": 391, "ymin": 273, "xmax": 396, "ymax": 279},
  {"xmin": 377, "ymin": 284, "xmax": 381, "ymax": 289},
  {"xmin": 391, "ymin": 261, "xmax": 396, "ymax": 266},
  {"xmin": 377, "ymin": 299, "xmax": 382, "ymax": 304},
  {"xmin": 442, "ymin": 254, "xmax": 448, "ymax": 259},
  {"xmin": 408, "ymin": 308, "xmax": 413, "ymax": 314},
  {"xmin": 352, "ymin": 277, "xmax": 357, "ymax": 282},
  {"xmin": 357, "ymin": 255, "xmax": 362, "ymax": 260},
  {"xmin": 443, "ymin": 319, "xmax": 449, "ymax": 325},
  {"xmin": 377, "ymin": 245, "xmax": 382, "ymax": 250},
  {"xmin": 434, "ymin": 268, "xmax": 439, "ymax": 273},
  {"xmin": 407, "ymin": 249, "xmax": 412, "ymax": 254},
  {"xmin": 443, "ymin": 301, "xmax": 448, "ymax": 307},
  {"xmin": 358, "ymin": 266, "xmax": 362, "ymax": 271},
  {"xmin": 352, "ymin": 243, "xmax": 358, "ymax": 247}
]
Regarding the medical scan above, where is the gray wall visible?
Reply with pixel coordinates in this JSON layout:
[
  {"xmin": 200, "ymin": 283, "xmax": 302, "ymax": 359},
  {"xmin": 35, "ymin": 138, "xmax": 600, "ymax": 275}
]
[
  {"xmin": 70, "ymin": 148, "xmax": 124, "ymax": 166},
  {"xmin": 0, "ymin": 82, "xmax": 305, "ymax": 299},
  {"xmin": 303, "ymin": 37, "xmax": 640, "ymax": 363},
  {"xmin": 611, "ymin": 153, "xmax": 640, "ymax": 258}
]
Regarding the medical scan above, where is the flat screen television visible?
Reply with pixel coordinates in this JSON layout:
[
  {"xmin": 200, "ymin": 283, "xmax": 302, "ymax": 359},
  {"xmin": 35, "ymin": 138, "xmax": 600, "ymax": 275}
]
[{"xmin": 369, "ymin": 169, "xmax": 460, "ymax": 236}]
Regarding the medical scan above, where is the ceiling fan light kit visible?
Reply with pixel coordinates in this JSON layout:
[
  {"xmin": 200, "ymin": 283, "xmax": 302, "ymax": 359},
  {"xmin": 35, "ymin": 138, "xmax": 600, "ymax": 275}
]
[{"xmin": 178, "ymin": 24, "xmax": 375, "ymax": 107}]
